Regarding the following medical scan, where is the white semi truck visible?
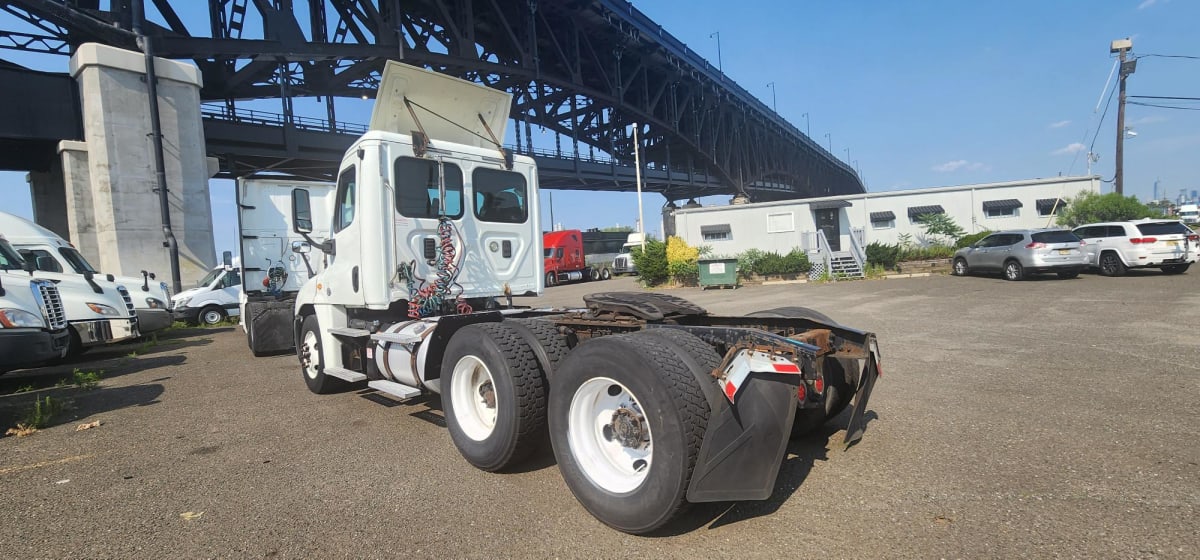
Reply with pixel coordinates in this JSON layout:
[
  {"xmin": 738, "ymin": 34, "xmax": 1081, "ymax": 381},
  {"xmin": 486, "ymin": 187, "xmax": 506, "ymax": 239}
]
[
  {"xmin": 0, "ymin": 244, "xmax": 70, "ymax": 373},
  {"xmin": 285, "ymin": 62, "xmax": 881, "ymax": 534},
  {"xmin": 0, "ymin": 235, "xmax": 137, "ymax": 361}
]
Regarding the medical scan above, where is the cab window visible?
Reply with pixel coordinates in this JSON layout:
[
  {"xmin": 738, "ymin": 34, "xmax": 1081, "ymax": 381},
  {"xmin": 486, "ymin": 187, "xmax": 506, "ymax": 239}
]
[
  {"xmin": 17, "ymin": 249, "xmax": 63, "ymax": 273},
  {"xmin": 334, "ymin": 166, "xmax": 356, "ymax": 233},
  {"xmin": 223, "ymin": 269, "xmax": 241, "ymax": 288},
  {"xmin": 473, "ymin": 168, "xmax": 528, "ymax": 223},
  {"xmin": 395, "ymin": 157, "xmax": 464, "ymax": 219},
  {"xmin": 58, "ymin": 247, "xmax": 97, "ymax": 274}
]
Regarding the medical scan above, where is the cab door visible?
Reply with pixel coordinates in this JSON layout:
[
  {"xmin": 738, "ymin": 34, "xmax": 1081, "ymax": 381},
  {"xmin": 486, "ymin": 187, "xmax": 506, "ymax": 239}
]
[
  {"xmin": 317, "ymin": 164, "xmax": 366, "ymax": 306},
  {"xmin": 464, "ymin": 166, "xmax": 540, "ymax": 296}
]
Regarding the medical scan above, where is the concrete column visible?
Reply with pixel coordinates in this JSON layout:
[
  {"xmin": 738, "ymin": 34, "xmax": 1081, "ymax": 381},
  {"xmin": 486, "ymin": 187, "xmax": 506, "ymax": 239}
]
[
  {"xmin": 67, "ymin": 43, "xmax": 216, "ymax": 280},
  {"xmin": 26, "ymin": 160, "xmax": 70, "ymax": 240}
]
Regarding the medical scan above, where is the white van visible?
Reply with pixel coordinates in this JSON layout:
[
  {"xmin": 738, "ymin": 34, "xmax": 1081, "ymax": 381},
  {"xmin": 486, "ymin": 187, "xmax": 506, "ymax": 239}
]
[
  {"xmin": 171, "ymin": 259, "xmax": 241, "ymax": 325},
  {"xmin": 1179, "ymin": 204, "xmax": 1199, "ymax": 225},
  {"xmin": 0, "ymin": 235, "xmax": 138, "ymax": 358},
  {"xmin": 0, "ymin": 211, "xmax": 172, "ymax": 334}
]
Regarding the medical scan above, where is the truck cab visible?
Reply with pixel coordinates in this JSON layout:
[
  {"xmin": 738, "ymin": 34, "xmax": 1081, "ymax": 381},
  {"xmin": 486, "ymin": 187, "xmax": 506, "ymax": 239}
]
[
  {"xmin": 172, "ymin": 261, "xmax": 241, "ymax": 325},
  {"xmin": 612, "ymin": 232, "xmax": 646, "ymax": 275},
  {"xmin": 0, "ymin": 235, "xmax": 136, "ymax": 358},
  {"xmin": 0, "ymin": 210, "xmax": 172, "ymax": 334},
  {"xmin": 0, "ymin": 244, "xmax": 70, "ymax": 373}
]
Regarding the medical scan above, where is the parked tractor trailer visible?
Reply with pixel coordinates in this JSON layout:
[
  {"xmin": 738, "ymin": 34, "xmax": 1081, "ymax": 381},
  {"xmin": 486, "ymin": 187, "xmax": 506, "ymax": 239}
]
[{"xmin": 284, "ymin": 62, "xmax": 881, "ymax": 534}]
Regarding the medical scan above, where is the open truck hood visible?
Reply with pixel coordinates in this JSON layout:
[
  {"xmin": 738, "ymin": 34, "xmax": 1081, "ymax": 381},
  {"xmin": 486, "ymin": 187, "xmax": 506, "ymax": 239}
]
[{"xmin": 369, "ymin": 61, "xmax": 512, "ymax": 149}]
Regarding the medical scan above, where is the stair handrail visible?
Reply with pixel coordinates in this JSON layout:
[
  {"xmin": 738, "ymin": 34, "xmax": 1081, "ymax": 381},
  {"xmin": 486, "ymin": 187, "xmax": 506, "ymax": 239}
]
[
  {"xmin": 812, "ymin": 229, "xmax": 833, "ymax": 279},
  {"xmin": 848, "ymin": 226, "xmax": 868, "ymax": 273}
]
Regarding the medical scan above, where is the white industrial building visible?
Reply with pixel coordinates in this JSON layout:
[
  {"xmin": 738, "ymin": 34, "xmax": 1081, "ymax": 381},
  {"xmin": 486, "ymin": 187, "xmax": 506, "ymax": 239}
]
[{"xmin": 671, "ymin": 176, "xmax": 1098, "ymax": 277}]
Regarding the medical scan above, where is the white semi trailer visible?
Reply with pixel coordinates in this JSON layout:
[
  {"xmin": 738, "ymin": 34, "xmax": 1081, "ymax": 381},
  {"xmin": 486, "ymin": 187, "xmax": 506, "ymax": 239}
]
[{"xmin": 286, "ymin": 62, "xmax": 881, "ymax": 534}]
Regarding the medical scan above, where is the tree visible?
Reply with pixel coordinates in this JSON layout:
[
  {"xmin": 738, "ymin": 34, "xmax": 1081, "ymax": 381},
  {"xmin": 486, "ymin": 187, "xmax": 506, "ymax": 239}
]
[
  {"xmin": 915, "ymin": 213, "xmax": 966, "ymax": 245},
  {"xmin": 1055, "ymin": 191, "xmax": 1164, "ymax": 227},
  {"xmin": 600, "ymin": 225, "xmax": 635, "ymax": 233}
]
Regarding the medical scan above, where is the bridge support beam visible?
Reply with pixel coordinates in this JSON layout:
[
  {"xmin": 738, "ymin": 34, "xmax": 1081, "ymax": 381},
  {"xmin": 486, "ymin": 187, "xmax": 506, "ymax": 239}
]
[
  {"xmin": 61, "ymin": 43, "xmax": 215, "ymax": 280},
  {"xmin": 27, "ymin": 161, "xmax": 70, "ymax": 240}
]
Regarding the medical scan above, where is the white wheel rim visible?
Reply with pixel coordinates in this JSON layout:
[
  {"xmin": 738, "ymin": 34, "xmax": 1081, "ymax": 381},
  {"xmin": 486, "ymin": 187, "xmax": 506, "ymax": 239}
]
[
  {"xmin": 955, "ymin": 261, "xmax": 965, "ymax": 274},
  {"xmin": 450, "ymin": 355, "xmax": 497, "ymax": 441},
  {"xmin": 302, "ymin": 331, "xmax": 319, "ymax": 380},
  {"xmin": 204, "ymin": 310, "xmax": 222, "ymax": 324},
  {"xmin": 567, "ymin": 377, "xmax": 652, "ymax": 494}
]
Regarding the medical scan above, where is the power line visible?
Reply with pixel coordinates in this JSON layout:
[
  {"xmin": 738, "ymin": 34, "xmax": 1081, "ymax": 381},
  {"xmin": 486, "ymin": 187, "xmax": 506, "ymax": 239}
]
[
  {"xmin": 1129, "ymin": 95, "xmax": 1200, "ymax": 101},
  {"xmin": 1128, "ymin": 101, "xmax": 1200, "ymax": 111},
  {"xmin": 1135, "ymin": 53, "xmax": 1200, "ymax": 60},
  {"xmin": 1088, "ymin": 78, "xmax": 1118, "ymax": 154}
]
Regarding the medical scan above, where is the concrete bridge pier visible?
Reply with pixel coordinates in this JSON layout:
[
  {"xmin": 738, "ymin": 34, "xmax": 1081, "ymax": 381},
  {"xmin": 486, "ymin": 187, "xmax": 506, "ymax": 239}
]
[{"xmin": 38, "ymin": 43, "xmax": 216, "ymax": 281}]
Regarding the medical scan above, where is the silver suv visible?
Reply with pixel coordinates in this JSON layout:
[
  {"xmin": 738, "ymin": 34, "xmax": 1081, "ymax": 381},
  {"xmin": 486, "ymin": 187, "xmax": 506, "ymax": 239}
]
[
  {"xmin": 1072, "ymin": 220, "xmax": 1197, "ymax": 276},
  {"xmin": 952, "ymin": 229, "xmax": 1088, "ymax": 281}
]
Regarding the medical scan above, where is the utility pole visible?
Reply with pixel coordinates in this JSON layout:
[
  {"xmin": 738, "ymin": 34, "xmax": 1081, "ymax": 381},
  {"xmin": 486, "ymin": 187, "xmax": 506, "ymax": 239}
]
[
  {"xmin": 1111, "ymin": 37, "xmax": 1135, "ymax": 195},
  {"xmin": 709, "ymin": 31, "xmax": 723, "ymax": 73},
  {"xmin": 766, "ymin": 82, "xmax": 776, "ymax": 112}
]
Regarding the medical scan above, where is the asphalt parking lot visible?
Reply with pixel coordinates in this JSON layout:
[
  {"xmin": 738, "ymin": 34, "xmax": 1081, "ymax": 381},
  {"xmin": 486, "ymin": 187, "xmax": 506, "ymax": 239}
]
[{"xmin": 2, "ymin": 270, "xmax": 1198, "ymax": 558}]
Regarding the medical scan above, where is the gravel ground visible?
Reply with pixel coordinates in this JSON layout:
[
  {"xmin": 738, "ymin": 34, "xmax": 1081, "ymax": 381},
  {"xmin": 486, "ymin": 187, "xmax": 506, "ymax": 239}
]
[{"xmin": 1, "ymin": 269, "xmax": 1197, "ymax": 558}]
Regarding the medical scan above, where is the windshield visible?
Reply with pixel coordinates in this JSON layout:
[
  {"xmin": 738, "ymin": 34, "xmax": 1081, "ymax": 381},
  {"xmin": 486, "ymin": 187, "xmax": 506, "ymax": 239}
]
[
  {"xmin": 196, "ymin": 268, "xmax": 225, "ymax": 288},
  {"xmin": 0, "ymin": 239, "xmax": 25, "ymax": 271},
  {"xmin": 59, "ymin": 247, "xmax": 98, "ymax": 274},
  {"xmin": 544, "ymin": 248, "xmax": 554, "ymax": 258},
  {"xmin": 1136, "ymin": 222, "xmax": 1190, "ymax": 235},
  {"xmin": 1031, "ymin": 231, "xmax": 1080, "ymax": 244}
]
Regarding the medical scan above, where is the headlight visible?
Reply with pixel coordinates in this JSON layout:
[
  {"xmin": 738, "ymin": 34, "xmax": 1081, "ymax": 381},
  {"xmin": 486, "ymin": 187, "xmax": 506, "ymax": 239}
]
[
  {"xmin": 173, "ymin": 297, "xmax": 190, "ymax": 309},
  {"xmin": 145, "ymin": 297, "xmax": 166, "ymax": 309},
  {"xmin": 0, "ymin": 308, "xmax": 45, "ymax": 328},
  {"xmin": 86, "ymin": 303, "xmax": 121, "ymax": 316}
]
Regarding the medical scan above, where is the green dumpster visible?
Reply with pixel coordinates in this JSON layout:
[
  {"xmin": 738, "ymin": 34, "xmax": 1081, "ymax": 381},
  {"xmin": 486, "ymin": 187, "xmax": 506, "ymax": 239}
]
[{"xmin": 698, "ymin": 258, "xmax": 738, "ymax": 289}]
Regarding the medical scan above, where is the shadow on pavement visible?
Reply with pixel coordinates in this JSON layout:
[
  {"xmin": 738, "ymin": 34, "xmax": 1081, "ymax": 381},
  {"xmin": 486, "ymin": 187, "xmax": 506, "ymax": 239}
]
[{"xmin": 0, "ymin": 382, "xmax": 166, "ymax": 432}]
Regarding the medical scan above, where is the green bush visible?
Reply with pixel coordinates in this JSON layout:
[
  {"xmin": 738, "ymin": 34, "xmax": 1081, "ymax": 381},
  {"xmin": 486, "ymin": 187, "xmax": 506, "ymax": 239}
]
[
  {"xmin": 866, "ymin": 242, "xmax": 901, "ymax": 269},
  {"xmin": 1055, "ymin": 191, "xmax": 1164, "ymax": 227},
  {"xmin": 900, "ymin": 244, "xmax": 954, "ymax": 261},
  {"xmin": 630, "ymin": 238, "xmax": 669, "ymax": 286},
  {"xmin": 737, "ymin": 249, "xmax": 766, "ymax": 279},
  {"xmin": 751, "ymin": 249, "xmax": 811, "ymax": 276},
  {"xmin": 955, "ymin": 230, "xmax": 992, "ymax": 249}
]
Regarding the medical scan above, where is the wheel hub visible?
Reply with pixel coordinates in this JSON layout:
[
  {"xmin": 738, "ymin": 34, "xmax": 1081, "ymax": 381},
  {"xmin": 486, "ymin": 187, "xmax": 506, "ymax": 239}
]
[
  {"xmin": 478, "ymin": 380, "xmax": 496, "ymax": 409},
  {"xmin": 606, "ymin": 407, "xmax": 648, "ymax": 449}
]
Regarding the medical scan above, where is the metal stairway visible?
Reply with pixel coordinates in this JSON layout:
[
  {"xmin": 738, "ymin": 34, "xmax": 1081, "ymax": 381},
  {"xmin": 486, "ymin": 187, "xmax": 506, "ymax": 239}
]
[{"xmin": 829, "ymin": 252, "xmax": 864, "ymax": 279}]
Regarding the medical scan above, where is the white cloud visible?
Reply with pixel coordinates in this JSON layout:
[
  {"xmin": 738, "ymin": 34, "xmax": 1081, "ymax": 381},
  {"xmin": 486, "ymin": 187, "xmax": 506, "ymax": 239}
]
[
  {"xmin": 1138, "ymin": 0, "xmax": 1159, "ymax": 10},
  {"xmin": 1052, "ymin": 142, "xmax": 1087, "ymax": 156},
  {"xmin": 1048, "ymin": 120, "xmax": 1072, "ymax": 129},
  {"xmin": 931, "ymin": 160, "xmax": 990, "ymax": 173}
]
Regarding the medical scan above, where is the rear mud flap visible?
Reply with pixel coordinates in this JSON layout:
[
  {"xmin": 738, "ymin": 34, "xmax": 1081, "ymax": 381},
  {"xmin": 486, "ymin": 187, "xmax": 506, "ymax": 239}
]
[
  {"xmin": 686, "ymin": 374, "xmax": 797, "ymax": 503},
  {"xmin": 844, "ymin": 350, "xmax": 881, "ymax": 446}
]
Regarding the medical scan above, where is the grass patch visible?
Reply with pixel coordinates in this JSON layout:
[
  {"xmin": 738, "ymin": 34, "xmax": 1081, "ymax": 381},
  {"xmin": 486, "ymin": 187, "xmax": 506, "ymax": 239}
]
[
  {"xmin": 13, "ymin": 384, "xmax": 35, "ymax": 394},
  {"xmin": 72, "ymin": 368, "xmax": 103, "ymax": 390},
  {"xmin": 6, "ymin": 395, "xmax": 68, "ymax": 437}
]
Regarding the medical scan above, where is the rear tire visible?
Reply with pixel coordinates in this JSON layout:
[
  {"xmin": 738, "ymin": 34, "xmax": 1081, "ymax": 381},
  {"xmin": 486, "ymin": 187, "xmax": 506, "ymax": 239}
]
[
  {"xmin": 1162, "ymin": 263, "xmax": 1190, "ymax": 275},
  {"xmin": 1003, "ymin": 260, "xmax": 1024, "ymax": 281},
  {"xmin": 952, "ymin": 258, "xmax": 969, "ymax": 276},
  {"xmin": 1099, "ymin": 252, "xmax": 1126, "ymax": 277},
  {"xmin": 589, "ymin": 268, "xmax": 601, "ymax": 281},
  {"xmin": 747, "ymin": 307, "xmax": 856, "ymax": 437},
  {"xmin": 600, "ymin": 268, "xmax": 612, "ymax": 280},
  {"xmin": 545, "ymin": 271, "xmax": 557, "ymax": 287},
  {"xmin": 549, "ymin": 332, "xmax": 708, "ymax": 534},
  {"xmin": 442, "ymin": 323, "xmax": 547, "ymax": 472},
  {"xmin": 298, "ymin": 314, "xmax": 348, "ymax": 394}
]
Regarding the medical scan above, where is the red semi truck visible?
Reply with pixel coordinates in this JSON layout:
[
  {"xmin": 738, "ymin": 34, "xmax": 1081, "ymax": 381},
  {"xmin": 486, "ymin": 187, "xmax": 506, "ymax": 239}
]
[{"xmin": 543, "ymin": 229, "xmax": 614, "ymax": 286}]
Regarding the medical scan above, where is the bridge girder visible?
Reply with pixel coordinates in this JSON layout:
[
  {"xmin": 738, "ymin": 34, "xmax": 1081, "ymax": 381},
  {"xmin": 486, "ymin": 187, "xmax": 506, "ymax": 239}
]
[{"xmin": 1, "ymin": 0, "xmax": 863, "ymax": 201}]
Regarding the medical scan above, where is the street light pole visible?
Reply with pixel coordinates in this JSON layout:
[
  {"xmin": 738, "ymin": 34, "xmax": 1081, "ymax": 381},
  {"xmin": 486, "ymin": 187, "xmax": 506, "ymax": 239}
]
[
  {"xmin": 824, "ymin": 132, "xmax": 832, "ymax": 152},
  {"xmin": 1111, "ymin": 37, "xmax": 1135, "ymax": 195},
  {"xmin": 802, "ymin": 112, "xmax": 810, "ymax": 137},
  {"xmin": 766, "ymin": 82, "xmax": 776, "ymax": 112},
  {"xmin": 844, "ymin": 147, "xmax": 851, "ymax": 162},
  {"xmin": 709, "ymin": 31, "xmax": 723, "ymax": 73}
]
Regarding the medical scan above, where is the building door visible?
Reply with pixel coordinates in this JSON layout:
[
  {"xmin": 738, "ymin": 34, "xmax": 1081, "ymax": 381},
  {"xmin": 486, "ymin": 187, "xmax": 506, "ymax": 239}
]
[{"xmin": 814, "ymin": 209, "xmax": 841, "ymax": 252}]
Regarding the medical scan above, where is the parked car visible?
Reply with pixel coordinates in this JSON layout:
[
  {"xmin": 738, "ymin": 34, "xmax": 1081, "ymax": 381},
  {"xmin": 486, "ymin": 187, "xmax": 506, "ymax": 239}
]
[
  {"xmin": 952, "ymin": 229, "xmax": 1088, "ymax": 281},
  {"xmin": 1072, "ymin": 219, "xmax": 1197, "ymax": 276}
]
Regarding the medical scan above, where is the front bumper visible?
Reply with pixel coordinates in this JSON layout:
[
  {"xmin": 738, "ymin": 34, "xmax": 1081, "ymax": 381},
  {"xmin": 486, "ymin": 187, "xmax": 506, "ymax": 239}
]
[
  {"xmin": 0, "ymin": 328, "xmax": 69, "ymax": 370},
  {"xmin": 71, "ymin": 318, "xmax": 139, "ymax": 346},
  {"xmin": 135, "ymin": 308, "xmax": 173, "ymax": 333},
  {"xmin": 173, "ymin": 306, "xmax": 201, "ymax": 324}
]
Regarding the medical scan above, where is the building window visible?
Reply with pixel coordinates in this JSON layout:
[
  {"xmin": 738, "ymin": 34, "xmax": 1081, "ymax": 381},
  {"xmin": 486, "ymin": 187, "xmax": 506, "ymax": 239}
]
[
  {"xmin": 907, "ymin": 205, "xmax": 945, "ymax": 223},
  {"xmin": 1036, "ymin": 198, "xmax": 1065, "ymax": 217},
  {"xmin": 766, "ymin": 212, "xmax": 794, "ymax": 233},
  {"xmin": 982, "ymin": 199, "xmax": 1022, "ymax": 218},
  {"xmin": 701, "ymin": 224, "xmax": 732, "ymax": 241},
  {"xmin": 870, "ymin": 211, "xmax": 895, "ymax": 229}
]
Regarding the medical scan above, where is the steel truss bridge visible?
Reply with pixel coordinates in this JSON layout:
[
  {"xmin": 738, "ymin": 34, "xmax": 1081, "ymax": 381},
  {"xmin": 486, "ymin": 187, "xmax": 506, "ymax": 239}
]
[{"xmin": 0, "ymin": 0, "xmax": 864, "ymax": 202}]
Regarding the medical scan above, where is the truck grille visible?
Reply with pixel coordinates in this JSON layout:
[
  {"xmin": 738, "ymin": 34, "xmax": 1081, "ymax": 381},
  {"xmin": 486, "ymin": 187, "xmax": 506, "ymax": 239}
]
[
  {"xmin": 31, "ymin": 279, "xmax": 67, "ymax": 330},
  {"xmin": 116, "ymin": 285, "xmax": 136, "ymax": 316},
  {"xmin": 614, "ymin": 257, "xmax": 627, "ymax": 268}
]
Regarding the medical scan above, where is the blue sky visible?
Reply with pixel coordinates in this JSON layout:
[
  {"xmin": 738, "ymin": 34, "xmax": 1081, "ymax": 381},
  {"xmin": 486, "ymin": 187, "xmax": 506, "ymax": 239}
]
[{"xmin": 2, "ymin": 0, "xmax": 1197, "ymax": 258}]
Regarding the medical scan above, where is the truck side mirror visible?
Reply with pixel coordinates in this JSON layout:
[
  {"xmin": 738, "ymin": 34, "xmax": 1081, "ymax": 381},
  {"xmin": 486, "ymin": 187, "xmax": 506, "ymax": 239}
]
[
  {"xmin": 291, "ymin": 240, "xmax": 311, "ymax": 254},
  {"xmin": 292, "ymin": 189, "xmax": 313, "ymax": 234},
  {"xmin": 22, "ymin": 257, "xmax": 36, "ymax": 273}
]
